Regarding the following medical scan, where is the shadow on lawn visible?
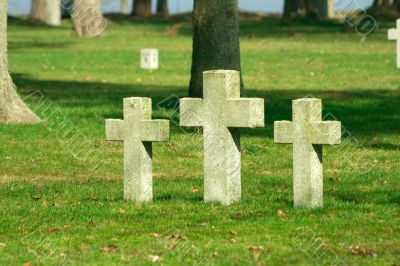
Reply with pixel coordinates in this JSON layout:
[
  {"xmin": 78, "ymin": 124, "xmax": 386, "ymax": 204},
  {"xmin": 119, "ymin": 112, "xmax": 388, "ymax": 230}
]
[{"xmin": 13, "ymin": 74, "xmax": 400, "ymax": 143}]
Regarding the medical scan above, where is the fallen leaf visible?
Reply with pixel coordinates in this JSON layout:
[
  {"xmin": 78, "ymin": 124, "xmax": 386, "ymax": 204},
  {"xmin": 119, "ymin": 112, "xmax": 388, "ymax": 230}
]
[
  {"xmin": 229, "ymin": 230, "xmax": 237, "ymax": 236},
  {"xmin": 150, "ymin": 233, "xmax": 160, "ymax": 238},
  {"xmin": 252, "ymin": 251, "xmax": 260, "ymax": 260},
  {"xmin": 32, "ymin": 195, "xmax": 41, "ymax": 201},
  {"xmin": 191, "ymin": 187, "xmax": 199, "ymax": 193},
  {"xmin": 277, "ymin": 209, "xmax": 286, "ymax": 217},
  {"xmin": 148, "ymin": 255, "xmax": 161, "ymax": 262},
  {"xmin": 185, "ymin": 153, "xmax": 193, "ymax": 157},
  {"xmin": 349, "ymin": 245, "xmax": 377, "ymax": 257},
  {"xmin": 47, "ymin": 227, "xmax": 59, "ymax": 233},
  {"xmin": 101, "ymin": 244, "xmax": 118, "ymax": 253},
  {"xmin": 211, "ymin": 252, "xmax": 218, "ymax": 257}
]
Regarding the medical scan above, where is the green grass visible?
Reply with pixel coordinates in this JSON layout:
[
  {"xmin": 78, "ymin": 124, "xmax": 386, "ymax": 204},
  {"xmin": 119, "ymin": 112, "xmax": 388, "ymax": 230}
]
[{"xmin": 0, "ymin": 15, "xmax": 399, "ymax": 265}]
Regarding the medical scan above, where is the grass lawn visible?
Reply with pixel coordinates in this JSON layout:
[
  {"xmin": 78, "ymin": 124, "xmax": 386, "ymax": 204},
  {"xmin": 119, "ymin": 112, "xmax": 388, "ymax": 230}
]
[{"xmin": 0, "ymin": 15, "xmax": 399, "ymax": 265}]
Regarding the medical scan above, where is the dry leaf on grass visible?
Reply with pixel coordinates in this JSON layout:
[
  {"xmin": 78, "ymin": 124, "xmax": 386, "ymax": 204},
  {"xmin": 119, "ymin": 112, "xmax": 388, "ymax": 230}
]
[
  {"xmin": 349, "ymin": 245, "xmax": 377, "ymax": 257},
  {"xmin": 148, "ymin": 255, "xmax": 161, "ymax": 263},
  {"xmin": 252, "ymin": 251, "xmax": 260, "ymax": 260},
  {"xmin": 277, "ymin": 209, "xmax": 286, "ymax": 217},
  {"xmin": 101, "ymin": 244, "xmax": 118, "ymax": 253}
]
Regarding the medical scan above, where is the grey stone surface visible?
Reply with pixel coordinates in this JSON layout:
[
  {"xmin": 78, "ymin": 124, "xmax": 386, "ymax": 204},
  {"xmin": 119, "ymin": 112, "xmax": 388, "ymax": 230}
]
[
  {"xmin": 106, "ymin": 97, "xmax": 170, "ymax": 202},
  {"xmin": 388, "ymin": 19, "xmax": 400, "ymax": 68},
  {"xmin": 274, "ymin": 98, "xmax": 341, "ymax": 208},
  {"xmin": 180, "ymin": 70, "xmax": 264, "ymax": 205},
  {"xmin": 141, "ymin": 49, "xmax": 159, "ymax": 70}
]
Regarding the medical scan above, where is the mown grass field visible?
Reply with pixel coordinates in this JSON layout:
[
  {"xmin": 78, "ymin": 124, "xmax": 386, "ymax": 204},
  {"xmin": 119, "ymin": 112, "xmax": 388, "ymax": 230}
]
[{"xmin": 0, "ymin": 14, "xmax": 399, "ymax": 265}]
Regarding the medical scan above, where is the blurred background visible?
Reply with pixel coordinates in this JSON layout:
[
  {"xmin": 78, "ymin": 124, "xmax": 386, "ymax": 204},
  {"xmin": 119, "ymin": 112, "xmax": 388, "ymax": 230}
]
[{"xmin": 8, "ymin": 0, "xmax": 374, "ymax": 16}]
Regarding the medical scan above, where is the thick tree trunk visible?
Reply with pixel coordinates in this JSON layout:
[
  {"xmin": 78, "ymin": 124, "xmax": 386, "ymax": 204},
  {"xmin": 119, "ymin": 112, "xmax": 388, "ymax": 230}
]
[
  {"xmin": 31, "ymin": 0, "xmax": 61, "ymax": 26},
  {"xmin": 72, "ymin": 0, "xmax": 105, "ymax": 38},
  {"xmin": 283, "ymin": 0, "xmax": 299, "ymax": 20},
  {"xmin": 302, "ymin": 0, "xmax": 334, "ymax": 20},
  {"xmin": 0, "ymin": 0, "xmax": 40, "ymax": 124},
  {"xmin": 132, "ymin": 0, "xmax": 152, "ymax": 18},
  {"xmin": 156, "ymin": 0, "xmax": 169, "ymax": 18},
  {"xmin": 31, "ymin": 0, "xmax": 47, "ymax": 22},
  {"xmin": 189, "ymin": 0, "xmax": 242, "ymax": 98}
]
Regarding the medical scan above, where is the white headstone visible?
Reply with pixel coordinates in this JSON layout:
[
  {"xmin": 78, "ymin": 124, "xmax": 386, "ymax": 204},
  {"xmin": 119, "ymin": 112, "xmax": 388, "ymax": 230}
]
[
  {"xmin": 105, "ymin": 97, "xmax": 170, "ymax": 202},
  {"xmin": 388, "ymin": 19, "xmax": 400, "ymax": 68},
  {"xmin": 141, "ymin": 49, "xmax": 159, "ymax": 70},
  {"xmin": 46, "ymin": 0, "xmax": 61, "ymax": 26},
  {"xmin": 274, "ymin": 98, "xmax": 341, "ymax": 208},
  {"xmin": 180, "ymin": 70, "xmax": 265, "ymax": 205}
]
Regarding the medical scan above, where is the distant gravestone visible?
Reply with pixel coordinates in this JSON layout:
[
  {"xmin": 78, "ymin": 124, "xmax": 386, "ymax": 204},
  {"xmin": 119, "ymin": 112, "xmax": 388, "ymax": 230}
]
[
  {"xmin": 274, "ymin": 98, "xmax": 341, "ymax": 208},
  {"xmin": 141, "ymin": 49, "xmax": 159, "ymax": 70},
  {"xmin": 46, "ymin": 0, "xmax": 61, "ymax": 26},
  {"xmin": 105, "ymin": 97, "xmax": 170, "ymax": 202},
  {"xmin": 180, "ymin": 70, "xmax": 264, "ymax": 205},
  {"xmin": 388, "ymin": 19, "xmax": 400, "ymax": 68}
]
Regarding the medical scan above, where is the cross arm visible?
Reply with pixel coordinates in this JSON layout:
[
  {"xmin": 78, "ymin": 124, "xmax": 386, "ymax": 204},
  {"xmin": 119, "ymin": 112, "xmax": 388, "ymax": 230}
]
[
  {"xmin": 226, "ymin": 98, "xmax": 264, "ymax": 128},
  {"xmin": 310, "ymin": 121, "xmax": 341, "ymax": 145},
  {"xmin": 141, "ymin": 120, "xmax": 170, "ymax": 142},
  {"xmin": 105, "ymin": 119, "xmax": 124, "ymax": 141},
  {"xmin": 388, "ymin": 28, "xmax": 398, "ymax": 40},
  {"xmin": 274, "ymin": 121, "xmax": 293, "ymax": 144},
  {"xmin": 180, "ymin": 98, "xmax": 203, "ymax": 127}
]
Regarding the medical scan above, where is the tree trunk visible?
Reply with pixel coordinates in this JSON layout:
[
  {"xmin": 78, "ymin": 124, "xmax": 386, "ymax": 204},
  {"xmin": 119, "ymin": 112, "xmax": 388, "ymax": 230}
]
[
  {"xmin": 31, "ymin": 0, "xmax": 61, "ymax": 26},
  {"xmin": 72, "ymin": 0, "xmax": 105, "ymax": 38},
  {"xmin": 156, "ymin": 0, "xmax": 169, "ymax": 18},
  {"xmin": 132, "ymin": 0, "xmax": 152, "ymax": 18},
  {"xmin": 31, "ymin": 0, "xmax": 47, "ymax": 21},
  {"xmin": 283, "ymin": 0, "xmax": 299, "ymax": 20},
  {"xmin": 189, "ymin": 0, "xmax": 242, "ymax": 98},
  {"xmin": 0, "ymin": 0, "xmax": 40, "ymax": 124}
]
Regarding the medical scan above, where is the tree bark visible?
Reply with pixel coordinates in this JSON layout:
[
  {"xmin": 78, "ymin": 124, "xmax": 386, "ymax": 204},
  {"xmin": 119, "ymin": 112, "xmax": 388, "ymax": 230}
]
[
  {"xmin": 156, "ymin": 0, "xmax": 169, "ymax": 18},
  {"xmin": 189, "ymin": 0, "xmax": 242, "ymax": 98},
  {"xmin": 283, "ymin": 0, "xmax": 299, "ymax": 20},
  {"xmin": 0, "ymin": 0, "xmax": 40, "ymax": 124},
  {"xmin": 31, "ymin": 0, "xmax": 61, "ymax": 26},
  {"xmin": 132, "ymin": 0, "xmax": 152, "ymax": 18},
  {"xmin": 72, "ymin": 0, "xmax": 105, "ymax": 38},
  {"xmin": 31, "ymin": 0, "xmax": 47, "ymax": 21}
]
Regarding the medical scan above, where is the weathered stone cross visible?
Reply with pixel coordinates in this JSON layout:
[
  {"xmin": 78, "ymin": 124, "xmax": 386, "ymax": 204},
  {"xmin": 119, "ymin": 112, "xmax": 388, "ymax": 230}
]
[
  {"xmin": 105, "ymin": 97, "xmax": 170, "ymax": 203},
  {"xmin": 388, "ymin": 19, "xmax": 400, "ymax": 68},
  {"xmin": 274, "ymin": 98, "xmax": 341, "ymax": 208},
  {"xmin": 180, "ymin": 70, "xmax": 264, "ymax": 205}
]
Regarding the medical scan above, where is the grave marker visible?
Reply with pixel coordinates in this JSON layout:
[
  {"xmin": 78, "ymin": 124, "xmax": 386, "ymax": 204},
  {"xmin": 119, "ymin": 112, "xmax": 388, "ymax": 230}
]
[
  {"xmin": 180, "ymin": 70, "xmax": 264, "ymax": 205},
  {"xmin": 388, "ymin": 19, "xmax": 400, "ymax": 68},
  {"xmin": 106, "ymin": 97, "xmax": 169, "ymax": 202},
  {"xmin": 274, "ymin": 98, "xmax": 341, "ymax": 208}
]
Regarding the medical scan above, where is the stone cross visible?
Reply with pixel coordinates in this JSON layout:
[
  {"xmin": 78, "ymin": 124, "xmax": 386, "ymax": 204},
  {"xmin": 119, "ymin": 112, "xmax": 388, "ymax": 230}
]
[
  {"xmin": 274, "ymin": 98, "xmax": 341, "ymax": 208},
  {"xmin": 141, "ymin": 49, "xmax": 159, "ymax": 70},
  {"xmin": 388, "ymin": 19, "xmax": 400, "ymax": 68},
  {"xmin": 105, "ymin": 97, "xmax": 169, "ymax": 202},
  {"xmin": 180, "ymin": 70, "xmax": 264, "ymax": 205}
]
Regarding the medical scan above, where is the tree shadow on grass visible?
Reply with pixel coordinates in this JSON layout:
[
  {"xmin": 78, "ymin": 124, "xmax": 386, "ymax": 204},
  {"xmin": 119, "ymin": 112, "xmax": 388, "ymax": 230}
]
[{"xmin": 12, "ymin": 74, "xmax": 400, "ymax": 142}]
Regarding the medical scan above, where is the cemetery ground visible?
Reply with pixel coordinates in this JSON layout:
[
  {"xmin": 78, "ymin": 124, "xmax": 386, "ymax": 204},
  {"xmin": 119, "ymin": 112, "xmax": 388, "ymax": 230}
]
[{"xmin": 0, "ymin": 14, "xmax": 399, "ymax": 265}]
